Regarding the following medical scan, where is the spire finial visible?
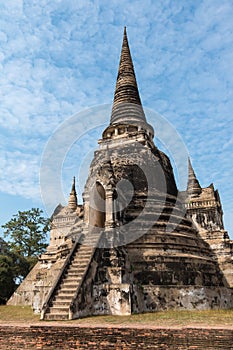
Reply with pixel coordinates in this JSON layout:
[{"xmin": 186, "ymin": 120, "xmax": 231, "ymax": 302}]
[
  {"xmin": 68, "ymin": 176, "xmax": 78, "ymax": 210},
  {"xmin": 187, "ymin": 158, "xmax": 202, "ymax": 197},
  {"xmin": 110, "ymin": 27, "xmax": 147, "ymax": 125},
  {"xmin": 72, "ymin": 176, "xmax": 75, "ymax": 191}
]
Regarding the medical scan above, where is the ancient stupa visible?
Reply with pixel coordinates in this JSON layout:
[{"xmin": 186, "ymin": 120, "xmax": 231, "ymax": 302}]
[{"xmin": 8, "ymin": 28, "xmax": 233, "ymax": 320}]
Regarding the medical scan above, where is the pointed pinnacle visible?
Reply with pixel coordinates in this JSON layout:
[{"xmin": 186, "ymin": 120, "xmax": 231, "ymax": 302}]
[
  {"xmin": 110, "ymin": 27, "xmax": 146, "ymax": 125},
  {"xmin": 71, "ymin": 176, "xmax": 76, "ymax": 192},
  {"xmin": 68, "ymin": 176, "xmax": 78, "ymax": 210},
  {"xmin": 187, "ymin": 158, "xmax": 202, "ymax": 197}
]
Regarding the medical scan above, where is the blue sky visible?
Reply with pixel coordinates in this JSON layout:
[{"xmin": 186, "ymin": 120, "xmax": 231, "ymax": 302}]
[{"xmin": 0, "ymin": 0, "xmax": 232, "ymax": 238}]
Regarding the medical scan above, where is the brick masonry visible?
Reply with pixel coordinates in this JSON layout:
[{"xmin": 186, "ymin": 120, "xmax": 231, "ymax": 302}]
[{"xmin": 0, "ymin": 325, "xmax": 233, "ymax": 349}]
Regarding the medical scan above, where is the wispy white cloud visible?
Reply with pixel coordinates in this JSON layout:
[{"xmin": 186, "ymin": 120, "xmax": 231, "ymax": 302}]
[{"xmin": 0, "ymin": 150, "xmax": 40, "ymax": 198}]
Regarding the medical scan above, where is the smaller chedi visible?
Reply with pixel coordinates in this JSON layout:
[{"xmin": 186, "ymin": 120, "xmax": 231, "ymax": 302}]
[{"xmin": 8, "ymin": 28, "xmax": 233, "ymax": 320}]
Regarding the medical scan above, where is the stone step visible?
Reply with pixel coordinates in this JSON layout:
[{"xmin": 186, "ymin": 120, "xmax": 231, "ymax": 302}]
[
  {"xmin": 70, "ymin": 262, "xmax": 89, "ymax": 267},
  {"xmin": 71, "ymin": 254, "xmax": 91, "ymax": 259},
  {"xmin": 58, "ymin": 286, "xmax": 77, "ymax": 292},
  {"xmin": 69, "ymin": 261, "xmax": 88, "ymax": 266},
  {"xmin": 44, "ymin": 313, "xmax": 69, "ymax": 320},
  {"xmin": 53, "ymin": 297, "xmax": 71, "ymax": 303},
  {"xmin": 62, "ymin": 274, "xmax": 80, "ymax": 280},
  {"xmin": 66, "ymin": 269, "xmax": 86, "ymax": 275},
  {"xmin": 69, "ymin": 263, "xmax": 88, "ymax": 269},
  {"xmin": 54, "ymin": 295, "xmax": 72, "ymax": 301},
  {"xmin": 60, "ymin": 282, "xmax": 79, "ymax": 288},
  {"xmin": 60, "ymin": 282, "xmax": 80, "ymax": 289},
  {"xmin": 51, "ymin": 303, "xmax": 70, "ymax": 309},
  {"xmin": 52, "ymin": 301, "xmax": 71, "ymax": 308},
  {"xmin": 59, "ymin": 279, "xmax": 78, "ymax": 286},
  {"xmin": 55, "ymin": 294, "xmax": 73, "ymax": 300},
  {"xmin": 46, "ymin": 308, "xmax": 69, "ymax": 315},
  {"xmin": 57, "ymin": 289, "xmax": 76, "ymax": 295},
  {"xmin": 62, "ymin": 277, "xmax": 81, "ymax": 283},
  {"xmin": 75, "ymin": 252, "xmax": 92, "ymax": 259},
  {"xmin": 73, "ymin": 248, "xmax": 92, "ymax": 253},
  {"xmin": 63, "ymin": 273, "xmax": 82, "ymax": 279},
  {"xmin": 81, "ymin": 243, "xmax": 98, "ymax": 247},
  {"xmin": 72, "ymin": 254, "xmax": 92, "ymax": 260},
  {"xmin": 72, "ymin": 254, "xmax": 90, "ymax": 259},
  {"xmin": 60, "ymin": 277, "xmax": 80, "ymax": 283},
  {"xmin": 75, "ymin": 248, "xmax": 94, "ymax": 253},
  {"xmin": 65, "ymin": 271, "xmax": 83, "ymax": 276},
  {"xmin": 59, "ymin": 282, "xmax": 77, "ymax": 288},
  {"xmin": 75, "ymin": 248, "xmax": 93, "ymax": 254},
  {"xmin": 63, "ymin": 274, "xmax": 83, "ymax": 279},
  {"xmin": 48, "ymin": 306, "xmax": 70, "ymax": 313},
  {"xmin": 63, "ymin": 274, "xmax": 80, "ymax": 279},
  {"xmin": 71, "ymin": 254, "xmax": 90, "ymax": 264},
  {"xmin": 71, "ymin": 255, "xmax": 91, "ymax": 260},
  {"xmin": 72, "ymin": 252, "xmax": 90, "ymax": 258}
]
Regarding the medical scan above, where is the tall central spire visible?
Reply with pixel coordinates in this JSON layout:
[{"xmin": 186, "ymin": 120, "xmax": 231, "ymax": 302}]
[{"xmin": 110, "ymin": 27, "xmax": 147, "ymax": 126}]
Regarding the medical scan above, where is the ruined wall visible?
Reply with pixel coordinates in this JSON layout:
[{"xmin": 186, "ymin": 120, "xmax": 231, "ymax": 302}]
[
  {"xmin": 7, "ymin": 252, "xmax": 68, "ymax": 313},
  {"xmin": 186, "ymin": 211, "xmax": 233, "ymax": 288},
  {"xmin": 70, "ymin": 239, "xmax": 233, "ymax": 319},
  {"xmin": 0, "ymin": 325, "xmax": 232, "ymax": 349},
  {"xmin": 197, "ymin": 229, "xmax": 233, "ymax": 287},
  {"xmin": 71, "ymin": 246, "xmax": 132, "ymax": 319},
  {"xmin": 185, "ymin": 183, "xmax": 233, "ymax": 289},
  {"xmin": 131, "ymin": 285, "xmax": 233, "ymax": 312}
]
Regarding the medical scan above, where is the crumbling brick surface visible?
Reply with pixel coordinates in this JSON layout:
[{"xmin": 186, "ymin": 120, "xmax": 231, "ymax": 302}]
[{"xmin": 0, "ymin": 325, "xmax": 232, "ymax": 349}]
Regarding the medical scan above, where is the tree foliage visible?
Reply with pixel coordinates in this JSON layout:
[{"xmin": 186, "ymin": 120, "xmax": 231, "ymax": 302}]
[
  {"xmin": 2, "ymin": 208, "xmax": 49, "ymax": 258},
  {"xmin": 0, "ymin": 253, "xmax": 15, "ymax": 304},
  {"xmin": 0, "ymin": 249, "xmax": 29, "ymax": 304},
  {"xmin": 0, "ymin": 208, "xmax": 50, "ymax": 303}
]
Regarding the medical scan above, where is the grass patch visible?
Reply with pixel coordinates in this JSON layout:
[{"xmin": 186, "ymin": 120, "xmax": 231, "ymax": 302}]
[
  {"xmin": 0, "ymin": 306, "xmax": 232, "ymax": 326},
  {"xmin": 74, "ymin": 309, "xmax": 233, "ymax": 327},
  {"xmin": 0, "ymin": 305, "xmax": 40, "ymax": 322}
]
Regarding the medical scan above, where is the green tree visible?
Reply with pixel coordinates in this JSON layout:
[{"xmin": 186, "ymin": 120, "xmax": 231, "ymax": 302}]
[
  {"xmin": 2, "ymin": 208, "xmax": 50, "ymax": 271},
  {"xmin": 0, "ymin": 241, "xmax": 29, "ymax": 304},
  {"xmin": 0, "ymin": 254, "xmax": 15, "ymax": 304},
  {"xmin": 0, "ymin": 252, "xmax": 29, "ymax": 304}
]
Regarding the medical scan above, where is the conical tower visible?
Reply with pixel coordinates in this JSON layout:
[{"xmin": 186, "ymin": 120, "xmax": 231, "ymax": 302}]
[
  {"xmin": 111, "ymin": 27, "xmax": 146, "ymax": 124},
  {"xmin": 187, "ymin": 158, "xmax": 202, "ymax": 197},
  {"xmin": 103, "ymin": 27, "xmax": 154, "ymax": 139},
  {"xmin": 68, "ymin": 176, "xmax": 78, "ymax": 211}
]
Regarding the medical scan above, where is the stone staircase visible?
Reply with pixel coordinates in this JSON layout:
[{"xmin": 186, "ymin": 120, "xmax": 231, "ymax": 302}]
[{"xmin": 41, "ymin": 230, "xmax": 101, "ymax": 320}]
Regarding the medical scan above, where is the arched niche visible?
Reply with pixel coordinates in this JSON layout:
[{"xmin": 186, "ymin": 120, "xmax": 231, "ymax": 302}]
[{"xmin": 89, "ymin": 181, "xmax": 106, "ymax": 228}]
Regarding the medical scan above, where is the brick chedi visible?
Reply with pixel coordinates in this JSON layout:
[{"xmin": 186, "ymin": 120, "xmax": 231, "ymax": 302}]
[
  {"xmin": 8, "ymin": 28, "xmax": 233, "ymax": 320},
  {"xmin": 185, "ymin": 159, "xmax": 233, "ymax": 287}
]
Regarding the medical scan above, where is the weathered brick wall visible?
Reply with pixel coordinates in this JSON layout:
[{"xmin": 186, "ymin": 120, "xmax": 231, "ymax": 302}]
[{"xmin": 0, "ymin": 325, "xmax": 232, "ymax": 349}]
